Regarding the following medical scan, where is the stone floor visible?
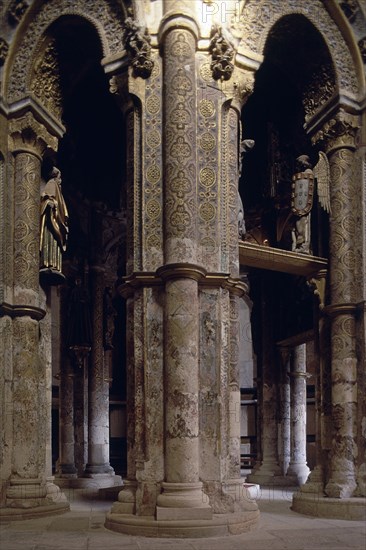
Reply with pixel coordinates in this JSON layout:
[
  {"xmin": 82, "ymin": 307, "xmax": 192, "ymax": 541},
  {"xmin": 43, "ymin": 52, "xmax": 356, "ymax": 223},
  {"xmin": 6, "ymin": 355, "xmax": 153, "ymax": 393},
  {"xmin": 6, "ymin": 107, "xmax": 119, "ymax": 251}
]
[{"xmin": 0, "ymin": 487, "xmax": 365, "ymax": 550}]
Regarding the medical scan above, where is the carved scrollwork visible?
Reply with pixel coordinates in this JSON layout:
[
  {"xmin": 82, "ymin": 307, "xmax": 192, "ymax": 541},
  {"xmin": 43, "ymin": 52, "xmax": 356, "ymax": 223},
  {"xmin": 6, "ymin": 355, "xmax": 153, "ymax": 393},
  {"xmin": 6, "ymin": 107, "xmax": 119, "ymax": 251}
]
[
  {"xmin": 209, "ymin": 24, "xmax": 234, "ymax": 81},
  {"xmin": 339, "ymin": 0, "xmax": 359, "ymax": 22},
  {"xmin": 0, "ymin": 38, "xmax": 9, "ymax": 66},
  {"xmin": 30, "ymin": 38, "xmax": 63, "ymax": 120},
  {"xmin": 358, "ymin": 37, "xmax": 366, "ymax": 64},
  {"xmin": 8, "ymin": 0, "xmax": 29, "ymax": 25},
  {"xmin": 312, "ymin": 110, "xmax": 360, "ymax": 153},
  {"xmin": 302, "ymin": 63, "xmax": 336, "ymax": 121},
  {"xmin": 122, "ymin": 10, "xmax": 154, "ymax": 79}
]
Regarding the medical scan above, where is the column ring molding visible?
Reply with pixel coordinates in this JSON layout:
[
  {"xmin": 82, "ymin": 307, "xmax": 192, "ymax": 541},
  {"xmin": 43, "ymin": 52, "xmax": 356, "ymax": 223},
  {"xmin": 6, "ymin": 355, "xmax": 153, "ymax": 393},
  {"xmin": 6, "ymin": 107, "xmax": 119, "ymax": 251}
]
[
  {"xmin": 322, "ymin": 302, "xmax": 359, "ymax": 318},
  {"xmin": 158, "ymin": 12, "xmax": 200, "ymax": 44},
  {"xmin": 0, "ymin": 302, "xmax": 46, "ymax": 320}
]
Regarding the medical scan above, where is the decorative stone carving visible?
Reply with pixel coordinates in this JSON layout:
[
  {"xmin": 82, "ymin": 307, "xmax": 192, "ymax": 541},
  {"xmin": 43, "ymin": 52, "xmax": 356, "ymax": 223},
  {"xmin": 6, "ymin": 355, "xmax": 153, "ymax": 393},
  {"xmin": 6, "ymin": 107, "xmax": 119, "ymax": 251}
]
[
  {"xmin": 122, "ymin": 10, "xmax": 154, "ymax": 78},
  {"xmin": 9, "ymin": 111, "xmax": 58, "ymax": 156},
  {"xmin": 0, "ymin": 38, "xmax": 9, "ymax": 66},
  {"xmin": 303, "ymin": 63, "xmax": 336, "ymax": 121},
  {"xmin": 209, "ymin": 25, "xmax": 234, "ymax": 81},
  {"xmin": 30, "ymin": 38, "xmax": 63, "ymax": 120},
  {"xmin": 312, "ymin": 110, "xmax": 359, "ymax": 153},
  {"xmin": 8, "ymin": 0, "xmax": 29, "ymax": 24},
  {"xmin": 232, "ymin": 0, "xmax": 358, "ymax": 96},
  {"xmin": 7, "ymin": 0, "xmax": 125, "ymax": 103}
]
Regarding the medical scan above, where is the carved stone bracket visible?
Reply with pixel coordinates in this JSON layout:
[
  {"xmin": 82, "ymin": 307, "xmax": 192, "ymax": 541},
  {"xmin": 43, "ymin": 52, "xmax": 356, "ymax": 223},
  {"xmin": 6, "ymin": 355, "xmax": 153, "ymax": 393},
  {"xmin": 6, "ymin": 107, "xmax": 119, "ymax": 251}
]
[
  {"xmin": 9, "ymin": 111, "xmax": 58, "ymax": 158},
  {"xmin": 122, "ymin": 12, "xmax": 154, "ymax": 79},
  {"xmin": 312, "ymin": 109, "xmax": 360, "ymax": 153},
  {"xmin": 209, "ymin": 25, "xmax": 234, "ymax": 81},
  {"xmin": 308, "ymin": 268, "xmax": 327, "ymax": 310},
  {"xmin": 0, "ymin": 38, "xmax": 9, "ymax": 66}
]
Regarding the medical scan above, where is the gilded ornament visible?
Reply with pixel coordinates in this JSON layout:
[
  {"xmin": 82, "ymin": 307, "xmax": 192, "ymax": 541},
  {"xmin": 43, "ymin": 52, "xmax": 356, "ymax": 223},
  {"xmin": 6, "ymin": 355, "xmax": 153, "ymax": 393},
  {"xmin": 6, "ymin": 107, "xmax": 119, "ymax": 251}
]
[
  {"xmin": 146, "ymin": 129, "xmax": 161, "ymax": 148},
  {"xmin": 170, "ymin": 136, "xmax": 191, "ymax": 162},
  {"xmin": 146, "ymin": 164, "xmax": 161, "ymax": 184},
  {"xmin": 146, "ymin": 199, "xmax": 161, "ymax": 220},
  {"xmin": 199, "ymin": 99, "xmax": 215, "ymax": 118},
  {"xmin": 171, "ymin": 103, "xmax": 191, "ymax": 129},
  {"xmin": 171, "ymin": 171, "xmax": 191, "ymax": 196},
  {"xmin": 172, "ymin": 68, "xmax": 193, "ymax": 95},
  {"xmin": 146, "ymin": 95, "xmax": 160, "ymax": 114},
  {"xmin": 199, "ymin": 167, "xmax": 216, "ymax": 187},
  {"xmin": 199, "ymin": 202, "xmax": 216, "ymax": 222},
  {"xmin": 170, "ymin": 205, "xmax": 191, "ymax": 233},
  {"xmin": 200, "ymin": 62, "xmax": 213, "ymax": 82},
  {"xmin": 200, "ymin": 132, "xmax": 216, "ymax": 151}
]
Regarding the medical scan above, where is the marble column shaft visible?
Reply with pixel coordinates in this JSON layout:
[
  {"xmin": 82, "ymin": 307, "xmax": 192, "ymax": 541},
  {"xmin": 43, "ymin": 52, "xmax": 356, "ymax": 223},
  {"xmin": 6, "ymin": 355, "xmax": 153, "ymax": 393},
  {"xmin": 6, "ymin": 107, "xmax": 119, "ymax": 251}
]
[{"xmin": 287, "ymin": 345, "xmax": 310, "ymax": 485}]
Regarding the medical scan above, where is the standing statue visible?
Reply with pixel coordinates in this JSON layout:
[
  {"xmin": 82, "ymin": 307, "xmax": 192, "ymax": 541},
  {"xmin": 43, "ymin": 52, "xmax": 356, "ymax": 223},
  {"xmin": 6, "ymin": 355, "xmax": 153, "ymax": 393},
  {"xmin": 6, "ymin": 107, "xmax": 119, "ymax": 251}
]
[
  {"xmin": 40, "ymin": 166, "xmax": 69, "ymax": 283},
  {"xmin": 291, "ymin": 153, "xmax": 331, "ymax": 254},
  {"xmin": 291, "ymin": 155, "xmax": 314, "ymax": 254}
]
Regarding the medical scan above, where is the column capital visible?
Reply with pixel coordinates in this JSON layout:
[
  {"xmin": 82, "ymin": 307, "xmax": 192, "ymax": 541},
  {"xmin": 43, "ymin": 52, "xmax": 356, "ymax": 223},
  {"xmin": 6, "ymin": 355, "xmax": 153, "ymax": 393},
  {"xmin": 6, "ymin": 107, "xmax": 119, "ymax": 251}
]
[
  {"xmin": 8, "ymin": 111, "xmax": 58, "ymax": 159},
  {"xmin": 312, "ymin": 109, "xmax": 360, "ymax": 154},
  {"xmin": 158, "ymin": 12, "xmax": 200, "ymax": 43}
]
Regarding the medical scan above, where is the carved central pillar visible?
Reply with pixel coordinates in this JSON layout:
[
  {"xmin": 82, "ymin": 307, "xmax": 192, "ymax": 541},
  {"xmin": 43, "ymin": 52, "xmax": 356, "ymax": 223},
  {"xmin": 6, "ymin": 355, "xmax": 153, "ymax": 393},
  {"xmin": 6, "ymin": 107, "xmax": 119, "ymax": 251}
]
[
  {"xmin": 155, "ymin": 20, "xmax": 210, "ymax": 520},
  {"xmin": 322, "ymin": 112, "xmax": 359, "ymax": 498}
]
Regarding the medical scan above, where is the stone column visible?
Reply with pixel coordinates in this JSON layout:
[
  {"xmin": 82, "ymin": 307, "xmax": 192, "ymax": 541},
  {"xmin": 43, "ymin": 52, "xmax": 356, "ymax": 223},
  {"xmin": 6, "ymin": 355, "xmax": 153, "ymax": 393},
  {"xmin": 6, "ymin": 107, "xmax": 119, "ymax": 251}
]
[
  {"xmin": 247, "ymin": 276, "xmax": 283, "ymax": 485},
  {"xmin": 155, "ymin": 19, "xmax": 210, "ymax": 519},
  {"xmin": 287, "ymin": 345, "xmax": 310, "ymax": 485},
  {"xmin": 57, "ymin": 361, "xmax": 77, "ymax": 478},
  {"xmin": 322, "ymin": 111, "xmax": 359, "ymax": 498},
  {"xmin": 278, "ymin": 347, "xmax": 291, "ymax": 476},
  {"xmin": 3, "ymin": 113, "xmax": 68, "ymax": 515},
  {"xmin": 57, "ymin": 286, "xmax": 77, "ymax": 478},
  {"xmin": 85, "ymin": 266, "xmax": 114, "ymax": 477}
]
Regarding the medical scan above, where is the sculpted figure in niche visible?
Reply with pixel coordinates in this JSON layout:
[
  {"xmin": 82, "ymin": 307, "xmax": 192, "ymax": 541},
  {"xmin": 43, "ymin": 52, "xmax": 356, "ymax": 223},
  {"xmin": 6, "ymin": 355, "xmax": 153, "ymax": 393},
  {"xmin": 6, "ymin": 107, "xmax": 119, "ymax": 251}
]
[
  {"xmin": 40, "ymin": 166, "xmax": 69, "ymax": 284},
  {"xmin": 291, "ymin": 155, "xmax": 314, "ymax": 254}
]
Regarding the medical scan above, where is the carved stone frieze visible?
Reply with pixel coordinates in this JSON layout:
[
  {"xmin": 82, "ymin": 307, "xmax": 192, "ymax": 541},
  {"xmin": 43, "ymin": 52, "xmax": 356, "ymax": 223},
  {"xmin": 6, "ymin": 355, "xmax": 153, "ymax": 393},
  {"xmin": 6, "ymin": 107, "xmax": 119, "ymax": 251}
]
[
  {"xmin": 8, "ymin": 0, "xmax": 29, "ymax": 25},
  {"xmin": 231, "ymin": 0, "xmax": 359, "ymax": 96},
  {"xmin": 122, "ymin": 11, "xmax": 154, "ymax": 78},
  {"xmin": 7, "ymin": 0, "xmax": 125, "ymax": 103},
  {"xmin": 0, "ymin": 38, "xmax": 9, "ymax": 66},
  {"xmin": 9, "ymin": 111, "xmax": 58, "ymax": 157},
  {"xmin": 209, "ymin": 25, "xmax": 234, "ymax": 81},
  {"xmin": 30, "ymin": 38, "xmax": 63, "ymax": 120},
  {"xmin": 303, "ymin": 63, "xmax": 336, "ymax": 121}
]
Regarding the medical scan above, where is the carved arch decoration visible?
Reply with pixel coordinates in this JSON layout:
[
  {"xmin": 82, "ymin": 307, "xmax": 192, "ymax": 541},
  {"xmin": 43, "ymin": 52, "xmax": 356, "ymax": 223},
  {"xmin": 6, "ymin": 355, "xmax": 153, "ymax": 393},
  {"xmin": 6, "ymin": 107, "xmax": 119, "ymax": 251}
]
[
  {"xmin": 4, "ymin": 0, "xmax": 136, "ymax": 109},
  {"xmin": 232, "ymin": 0, "xmax": 361, "ymax": 99}
]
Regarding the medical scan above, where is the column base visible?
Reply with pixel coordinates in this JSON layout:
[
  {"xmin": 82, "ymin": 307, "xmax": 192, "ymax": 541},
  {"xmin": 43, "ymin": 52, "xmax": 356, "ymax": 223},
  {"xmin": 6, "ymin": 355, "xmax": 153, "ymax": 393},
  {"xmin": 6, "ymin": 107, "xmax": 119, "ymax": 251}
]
[
  {"xmin": 0, "ymin": 478, "xmax": 69, "ymax": 522},
  {"xmin": 54, "ymin": 473, "xmax": 122, "ymax": 489},
  {"xmin": 292, "ymin": 491, "xmax": 366, "ymax": 520},
  {"xmin": 105, "ymin": 509, "xmax": 259, "ymax": 538},
  {"xmin": 247, "ymin": 464, "xmax": 296, "ymax": 486},
  {"xmin": 286, "ymin": 463, "xmax": 310, "ymax": 485}
]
